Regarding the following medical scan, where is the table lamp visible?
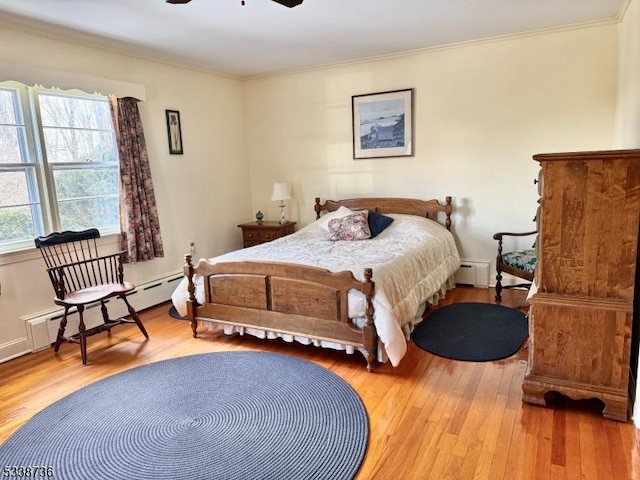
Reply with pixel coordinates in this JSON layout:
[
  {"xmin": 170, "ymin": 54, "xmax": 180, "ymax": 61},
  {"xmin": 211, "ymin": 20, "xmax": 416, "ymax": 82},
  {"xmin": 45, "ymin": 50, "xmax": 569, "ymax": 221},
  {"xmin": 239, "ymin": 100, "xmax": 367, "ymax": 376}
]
[{"xmin": 270, "ymin": 181, "xmax": 292, "ymax": 224}]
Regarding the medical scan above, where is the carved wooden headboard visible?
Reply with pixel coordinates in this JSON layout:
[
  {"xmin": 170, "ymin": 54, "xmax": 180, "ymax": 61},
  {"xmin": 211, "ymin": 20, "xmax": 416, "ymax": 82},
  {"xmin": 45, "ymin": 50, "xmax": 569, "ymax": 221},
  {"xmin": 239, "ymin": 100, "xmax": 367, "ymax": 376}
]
[{"xmin": 313, "ymin": 196, "xmax": 453, "ymax": 230}]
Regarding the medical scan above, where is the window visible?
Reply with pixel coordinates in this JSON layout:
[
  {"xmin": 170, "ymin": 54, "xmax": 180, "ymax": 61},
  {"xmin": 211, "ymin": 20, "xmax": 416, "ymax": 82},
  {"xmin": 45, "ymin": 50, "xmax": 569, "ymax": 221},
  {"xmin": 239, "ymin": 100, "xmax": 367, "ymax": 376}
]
[{"xmin": 0, "ymin": 82, "xmax": 119, "ymax": 253}]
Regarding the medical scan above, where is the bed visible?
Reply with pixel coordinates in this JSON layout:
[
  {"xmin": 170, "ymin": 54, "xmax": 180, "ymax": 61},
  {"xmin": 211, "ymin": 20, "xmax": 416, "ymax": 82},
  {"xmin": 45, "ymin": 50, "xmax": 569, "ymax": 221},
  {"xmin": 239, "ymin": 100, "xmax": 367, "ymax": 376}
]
[{"xmin": 171, "ymin": 196, "xmax": 460, "ymax": 371}]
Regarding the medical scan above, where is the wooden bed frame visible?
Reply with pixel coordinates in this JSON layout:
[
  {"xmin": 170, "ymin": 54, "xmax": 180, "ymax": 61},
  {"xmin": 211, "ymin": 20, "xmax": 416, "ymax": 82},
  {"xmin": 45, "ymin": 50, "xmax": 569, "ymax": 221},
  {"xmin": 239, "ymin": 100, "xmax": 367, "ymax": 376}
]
[{"xmin": 184, "ymin": 196, "xmax": 453, "ymax": 371}]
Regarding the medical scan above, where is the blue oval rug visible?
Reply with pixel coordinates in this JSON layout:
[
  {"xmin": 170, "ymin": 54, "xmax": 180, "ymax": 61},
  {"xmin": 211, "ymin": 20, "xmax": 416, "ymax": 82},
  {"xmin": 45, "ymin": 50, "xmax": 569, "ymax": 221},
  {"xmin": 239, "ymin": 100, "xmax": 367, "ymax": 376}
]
[
  {"xmin": 0, "ymin": 352, "xmax": 368, "ymax": 480},
  {"xmin": 168, "ymin": 305, "xmax": 187, "ymax": 320},
  {"xmin": 411, "ymin": 302, "xmax": 528, "ymax": 362}
]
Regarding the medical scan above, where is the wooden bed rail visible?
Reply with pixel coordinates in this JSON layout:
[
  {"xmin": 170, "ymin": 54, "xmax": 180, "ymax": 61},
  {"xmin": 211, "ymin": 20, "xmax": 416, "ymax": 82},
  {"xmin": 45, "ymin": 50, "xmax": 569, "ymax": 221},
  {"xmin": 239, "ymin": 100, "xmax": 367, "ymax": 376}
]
[{"xmin": 184, "ymin": 254, "xmax": 378, "ymax": 371}]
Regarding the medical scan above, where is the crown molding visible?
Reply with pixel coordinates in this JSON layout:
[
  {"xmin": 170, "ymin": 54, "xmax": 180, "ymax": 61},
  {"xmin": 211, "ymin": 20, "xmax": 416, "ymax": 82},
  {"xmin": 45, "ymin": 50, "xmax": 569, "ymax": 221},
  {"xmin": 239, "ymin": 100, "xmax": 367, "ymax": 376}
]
[
  {"xmin": 0, "ymin": 15, "xmax": 240, "ymax": 81},
  {"xmin": 243, "ymin": 16, "xmax": 619, "ymax": 81},
  {"xmin": 617, "ymin": 0, "xmax": 632, "ymax": 20},
  {"xmin": 0, "ymin": 11, "xmax": 621, "ymax": 82}
]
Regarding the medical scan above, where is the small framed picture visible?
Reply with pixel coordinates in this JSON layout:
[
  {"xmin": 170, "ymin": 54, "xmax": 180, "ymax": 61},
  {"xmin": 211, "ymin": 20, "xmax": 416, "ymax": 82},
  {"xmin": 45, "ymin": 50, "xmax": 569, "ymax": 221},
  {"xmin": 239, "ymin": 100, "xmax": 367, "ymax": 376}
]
[
  {"xmin": 352, "ymin": 88, "xmax": 413, "ymax": 159},
  {"xmin": 165, "ymin": 109, "xmax": 183, "ymax": 155}
]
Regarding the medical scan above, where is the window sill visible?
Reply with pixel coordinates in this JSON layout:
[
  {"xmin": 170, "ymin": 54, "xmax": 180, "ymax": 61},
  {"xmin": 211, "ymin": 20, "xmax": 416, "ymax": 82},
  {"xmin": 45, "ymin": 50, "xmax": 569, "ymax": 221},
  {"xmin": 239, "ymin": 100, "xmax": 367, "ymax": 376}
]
[{"xmin": 0, "ymin": 233, "xmax": 122, "ymax": 267}]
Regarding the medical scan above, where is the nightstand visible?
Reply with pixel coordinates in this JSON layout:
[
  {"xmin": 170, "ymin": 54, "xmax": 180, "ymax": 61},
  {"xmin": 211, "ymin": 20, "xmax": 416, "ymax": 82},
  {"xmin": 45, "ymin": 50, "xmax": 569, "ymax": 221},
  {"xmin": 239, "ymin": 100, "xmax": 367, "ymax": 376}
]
[{"xmin": 237, "ymin": 221, "xmax": 296, "ymax": 248}]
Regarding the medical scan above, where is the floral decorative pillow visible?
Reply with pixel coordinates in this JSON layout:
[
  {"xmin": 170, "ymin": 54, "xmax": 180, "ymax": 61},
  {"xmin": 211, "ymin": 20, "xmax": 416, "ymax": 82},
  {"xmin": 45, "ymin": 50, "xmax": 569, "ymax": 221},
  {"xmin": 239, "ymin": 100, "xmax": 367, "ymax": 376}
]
[{"xmin": 328, "ymin": 211, "xmax": 371, "ymax": 241}]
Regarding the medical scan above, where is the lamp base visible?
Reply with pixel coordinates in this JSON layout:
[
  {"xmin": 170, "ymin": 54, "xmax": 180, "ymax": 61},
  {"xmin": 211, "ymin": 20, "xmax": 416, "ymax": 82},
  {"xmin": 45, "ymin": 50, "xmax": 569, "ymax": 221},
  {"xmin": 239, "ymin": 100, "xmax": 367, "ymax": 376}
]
[{"xmin": 279, "ymin": 203, "xmax": 288, "ymax": 224}]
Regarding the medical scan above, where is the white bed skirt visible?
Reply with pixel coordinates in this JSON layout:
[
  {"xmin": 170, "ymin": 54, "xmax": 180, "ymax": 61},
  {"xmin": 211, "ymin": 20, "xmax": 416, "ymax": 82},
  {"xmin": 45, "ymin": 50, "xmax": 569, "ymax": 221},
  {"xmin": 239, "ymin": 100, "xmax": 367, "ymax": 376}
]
[{"xmin": 196, "ymin": 276, "xmax": 455, "ymax": 365}]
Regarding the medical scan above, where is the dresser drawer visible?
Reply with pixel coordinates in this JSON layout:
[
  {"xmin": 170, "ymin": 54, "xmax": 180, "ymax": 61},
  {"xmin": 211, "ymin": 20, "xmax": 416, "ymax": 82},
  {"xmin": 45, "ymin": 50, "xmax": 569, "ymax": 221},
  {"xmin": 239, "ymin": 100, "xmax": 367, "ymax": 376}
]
[{"xmin": 238, "ymin": 221, "xmax": 297, "ymax": 248}]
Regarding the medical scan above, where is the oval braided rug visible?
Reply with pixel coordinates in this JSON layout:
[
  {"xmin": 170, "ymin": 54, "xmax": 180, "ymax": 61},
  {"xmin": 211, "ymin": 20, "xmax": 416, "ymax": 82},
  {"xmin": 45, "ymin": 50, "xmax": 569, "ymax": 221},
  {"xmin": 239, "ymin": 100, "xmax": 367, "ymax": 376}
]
[
  {"xmin": 412, "ymin": 302, "xmax": 528, "ymax": 362},
  {"xmin": 0, "ymin": 352, "xmax": 368, "ymax": 480}
]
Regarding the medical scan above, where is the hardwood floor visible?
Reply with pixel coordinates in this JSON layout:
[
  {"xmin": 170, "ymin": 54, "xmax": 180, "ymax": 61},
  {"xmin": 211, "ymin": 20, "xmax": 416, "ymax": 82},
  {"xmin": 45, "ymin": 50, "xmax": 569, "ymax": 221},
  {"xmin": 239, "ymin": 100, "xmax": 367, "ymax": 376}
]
[{"xmin": 1, "ymin": 286, "xmax": 638, "ymax": 479}]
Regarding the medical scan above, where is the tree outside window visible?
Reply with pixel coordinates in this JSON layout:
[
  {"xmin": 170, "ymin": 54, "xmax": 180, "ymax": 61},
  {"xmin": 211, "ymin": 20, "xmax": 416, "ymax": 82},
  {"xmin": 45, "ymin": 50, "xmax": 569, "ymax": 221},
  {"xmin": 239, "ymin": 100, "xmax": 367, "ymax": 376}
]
[{"xmin": 0, "ymin": 82, "xmax": 119, "ymax": 253}]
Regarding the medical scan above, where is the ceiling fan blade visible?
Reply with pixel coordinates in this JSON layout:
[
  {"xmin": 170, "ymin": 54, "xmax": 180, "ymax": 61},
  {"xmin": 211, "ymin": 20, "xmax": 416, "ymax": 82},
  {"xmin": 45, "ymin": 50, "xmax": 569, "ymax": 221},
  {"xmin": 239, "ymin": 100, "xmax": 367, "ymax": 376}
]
[
  {"xmin": 272, "ymin": 0, "xmax": 303, "ymax": 7},
  {"xmin": 166, "ymin": 0, "xmax": 303, "ymax": 5},
  {"xmin": 165, "ymin": 0, "xmax": 303, "ymax": 6}
]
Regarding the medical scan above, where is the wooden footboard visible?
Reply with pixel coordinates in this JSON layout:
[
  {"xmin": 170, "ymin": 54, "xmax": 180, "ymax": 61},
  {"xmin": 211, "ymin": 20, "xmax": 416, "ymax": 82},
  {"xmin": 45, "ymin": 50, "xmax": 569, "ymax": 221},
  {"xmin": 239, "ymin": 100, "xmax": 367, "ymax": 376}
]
[{"xmin": 184, "ymin": 254, "xmax": 378, "ymax": 371}]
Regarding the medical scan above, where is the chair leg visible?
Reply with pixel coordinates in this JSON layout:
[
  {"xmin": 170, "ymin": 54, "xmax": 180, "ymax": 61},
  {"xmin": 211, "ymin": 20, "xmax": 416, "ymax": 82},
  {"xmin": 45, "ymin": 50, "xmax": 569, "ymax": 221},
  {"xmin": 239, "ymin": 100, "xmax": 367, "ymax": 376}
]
[
  {"xmin": 99, "ymin": 300, "xmax": 113, "ymax": 336},
  {"xmin": 100, "ymin": 300, "xmax": 109, "ymax": 322},
  {"xmin": 54, "ymin": 306, "xmax": 70, "ymax": 353},
  {"xmin": 495, "ymin": 271, "xmax": 503, "ymax": 301},
  {"xmin": 77, "ymin": 305, "xmax": 88, "ymax": 366},
  {"xmin": 121, "ymin": 296, "xmax": 149, "ymax": 339}
]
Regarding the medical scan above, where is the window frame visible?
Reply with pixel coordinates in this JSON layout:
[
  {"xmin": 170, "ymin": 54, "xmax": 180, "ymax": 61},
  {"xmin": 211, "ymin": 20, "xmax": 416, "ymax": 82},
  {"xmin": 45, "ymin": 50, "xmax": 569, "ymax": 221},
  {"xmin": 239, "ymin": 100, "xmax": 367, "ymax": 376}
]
[{"xmin": 0, "ymin": 82, "xmax": 120, "ymax": 255}]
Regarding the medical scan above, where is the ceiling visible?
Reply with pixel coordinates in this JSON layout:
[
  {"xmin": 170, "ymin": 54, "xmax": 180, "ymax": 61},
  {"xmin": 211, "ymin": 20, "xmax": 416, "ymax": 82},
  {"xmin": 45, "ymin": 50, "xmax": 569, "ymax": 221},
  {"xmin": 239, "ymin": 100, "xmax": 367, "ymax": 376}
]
[{"xmin": 0, "ymin": 0, "xmax": 625, "ymax": 78}]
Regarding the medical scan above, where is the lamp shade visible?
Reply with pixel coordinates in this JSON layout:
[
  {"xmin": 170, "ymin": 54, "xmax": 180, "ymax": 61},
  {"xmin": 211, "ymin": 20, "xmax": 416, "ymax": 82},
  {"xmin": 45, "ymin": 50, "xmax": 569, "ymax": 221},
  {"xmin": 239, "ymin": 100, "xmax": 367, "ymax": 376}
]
[{"xmin": 270, "ymin": 182, "xmax": 292, "ymax": 202}]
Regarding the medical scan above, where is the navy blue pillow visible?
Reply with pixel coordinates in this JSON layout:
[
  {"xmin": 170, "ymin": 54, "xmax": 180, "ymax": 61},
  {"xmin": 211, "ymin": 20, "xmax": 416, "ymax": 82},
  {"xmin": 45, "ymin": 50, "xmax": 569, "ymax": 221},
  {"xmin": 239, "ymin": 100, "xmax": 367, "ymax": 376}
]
[{"xmin": 367, "ymin": 210, "xmax": 394, "ymax": 238}]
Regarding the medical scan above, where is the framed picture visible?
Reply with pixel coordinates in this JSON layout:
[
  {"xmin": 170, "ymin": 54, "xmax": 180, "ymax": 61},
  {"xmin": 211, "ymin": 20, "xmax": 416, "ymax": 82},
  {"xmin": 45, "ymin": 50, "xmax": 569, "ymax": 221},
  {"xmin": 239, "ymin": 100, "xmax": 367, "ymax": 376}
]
[
  {"xmin": 352, "ymin": 88, "xmax": 413, "ymax": 159},
  {"xmin": 165, "ymin": 109, "xmax": 183, "ymax": 155}
]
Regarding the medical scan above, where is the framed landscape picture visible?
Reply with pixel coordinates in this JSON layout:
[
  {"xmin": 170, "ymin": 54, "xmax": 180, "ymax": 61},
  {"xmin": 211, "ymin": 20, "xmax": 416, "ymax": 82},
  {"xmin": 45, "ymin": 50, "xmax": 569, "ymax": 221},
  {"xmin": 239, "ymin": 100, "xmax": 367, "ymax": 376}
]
[{"xmin": 352, "ymin": 88, "xmax": 413, "ymax": 159}]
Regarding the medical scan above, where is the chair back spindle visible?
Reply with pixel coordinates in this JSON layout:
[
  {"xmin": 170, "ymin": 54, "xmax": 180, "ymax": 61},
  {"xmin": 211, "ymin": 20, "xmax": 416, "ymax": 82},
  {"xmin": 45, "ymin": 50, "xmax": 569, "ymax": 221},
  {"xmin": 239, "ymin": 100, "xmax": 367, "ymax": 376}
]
[{"xmin": 35, "ymin": 229, "xmax": 125, "ymax": 299}]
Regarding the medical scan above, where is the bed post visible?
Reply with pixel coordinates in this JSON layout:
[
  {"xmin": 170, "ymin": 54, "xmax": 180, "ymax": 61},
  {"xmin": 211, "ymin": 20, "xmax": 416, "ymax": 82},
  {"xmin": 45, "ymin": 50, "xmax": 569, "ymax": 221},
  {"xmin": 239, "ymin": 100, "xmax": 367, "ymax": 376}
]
[
  {"xmin": 314, "ymin": 197, "xmax": 322, "ymax": 220},
  {"xmin": 185, "ymin": 254, "xmax": 199, "ymax": 338},
  {"xmin": 362, "ymin": 268, "xmax": 377, "ymax": 372},
  {"xmin": 444, "ymin": 196, "xmax": 453, "ymax": 231}
]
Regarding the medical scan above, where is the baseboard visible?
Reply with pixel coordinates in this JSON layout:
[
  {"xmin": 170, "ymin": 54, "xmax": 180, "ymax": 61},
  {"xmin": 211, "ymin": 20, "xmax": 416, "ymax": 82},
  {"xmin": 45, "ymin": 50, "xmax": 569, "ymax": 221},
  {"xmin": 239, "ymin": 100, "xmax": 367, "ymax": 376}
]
[
  {"xmin": 0, "ymin": 337, "xmax": 31, "ymax": 364},
  {"xmin": 21, "ymin": 271, "xmax": 183, "ymax": 353}
]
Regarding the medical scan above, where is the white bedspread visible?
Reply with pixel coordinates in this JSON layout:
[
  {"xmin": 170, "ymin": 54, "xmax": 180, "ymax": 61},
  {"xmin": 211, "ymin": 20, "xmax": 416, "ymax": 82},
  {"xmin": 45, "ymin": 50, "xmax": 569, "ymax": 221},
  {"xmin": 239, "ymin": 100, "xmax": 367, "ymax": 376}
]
[{"xmin": 172, "ymin": 214, "xmax": 460, "ymax": 366}]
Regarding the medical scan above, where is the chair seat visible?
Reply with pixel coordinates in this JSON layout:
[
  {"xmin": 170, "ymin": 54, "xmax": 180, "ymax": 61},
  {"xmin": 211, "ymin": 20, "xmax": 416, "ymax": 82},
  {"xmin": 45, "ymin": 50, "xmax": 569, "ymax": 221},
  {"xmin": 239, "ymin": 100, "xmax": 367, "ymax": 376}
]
[
  {"xmin": 55, "ymin": 282, "xmax": 135, "ymax": 306},
  {"xmin": 501, "ymin": 249, "xmax": 537, "ymax": 274}
]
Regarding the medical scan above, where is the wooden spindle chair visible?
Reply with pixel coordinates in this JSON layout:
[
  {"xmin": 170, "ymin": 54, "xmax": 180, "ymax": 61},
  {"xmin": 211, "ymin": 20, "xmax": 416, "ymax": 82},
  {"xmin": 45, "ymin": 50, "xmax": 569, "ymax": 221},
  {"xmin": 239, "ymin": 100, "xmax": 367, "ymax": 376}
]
[
  {"xmin": 492, "ymin": 230, "xmax": 537, "ymax": 301},
  {"xmin": 35, "ymin": 228, "xmax": 148, "ymax": 365}
]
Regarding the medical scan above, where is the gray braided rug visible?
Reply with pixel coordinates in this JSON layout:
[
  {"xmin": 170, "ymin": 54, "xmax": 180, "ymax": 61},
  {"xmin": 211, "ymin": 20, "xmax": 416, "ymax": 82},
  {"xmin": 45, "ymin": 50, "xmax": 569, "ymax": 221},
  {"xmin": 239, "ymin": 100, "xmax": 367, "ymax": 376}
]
[{"xmin": 0, "ymin": 352, "xmax": 368, "ymax": 479}]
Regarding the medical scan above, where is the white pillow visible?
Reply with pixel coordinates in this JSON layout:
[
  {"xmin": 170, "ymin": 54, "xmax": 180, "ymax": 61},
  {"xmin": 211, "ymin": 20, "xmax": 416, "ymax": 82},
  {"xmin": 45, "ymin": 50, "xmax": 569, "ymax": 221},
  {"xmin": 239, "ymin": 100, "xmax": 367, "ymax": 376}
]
[{"xmin": 316, "ymin": 205, "xmax": 354, "ymax": 231}]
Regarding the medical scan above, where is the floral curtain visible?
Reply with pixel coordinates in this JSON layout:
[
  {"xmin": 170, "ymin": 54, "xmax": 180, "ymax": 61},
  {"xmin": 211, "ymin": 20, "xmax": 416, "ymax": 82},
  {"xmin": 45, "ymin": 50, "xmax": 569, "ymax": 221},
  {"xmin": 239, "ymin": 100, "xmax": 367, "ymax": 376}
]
[{"xmin": 109, "ymin": 96, "xmax": 164, "ymax": 263}]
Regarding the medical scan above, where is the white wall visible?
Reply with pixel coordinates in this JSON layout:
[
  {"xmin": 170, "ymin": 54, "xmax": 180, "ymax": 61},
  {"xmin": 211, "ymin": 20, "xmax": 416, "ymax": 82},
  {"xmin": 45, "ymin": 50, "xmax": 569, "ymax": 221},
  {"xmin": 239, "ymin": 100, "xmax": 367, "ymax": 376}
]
[
  {"xmin": 0, "ymin": 27, "xmax": 252, "ymax": 360},
  {"xmin": 244, "ymin": 24, "xmax": 618, "ymax": 264},
  {"xmin": 615, "ymin": 0, "xmax": 640, "ymax": 149}
]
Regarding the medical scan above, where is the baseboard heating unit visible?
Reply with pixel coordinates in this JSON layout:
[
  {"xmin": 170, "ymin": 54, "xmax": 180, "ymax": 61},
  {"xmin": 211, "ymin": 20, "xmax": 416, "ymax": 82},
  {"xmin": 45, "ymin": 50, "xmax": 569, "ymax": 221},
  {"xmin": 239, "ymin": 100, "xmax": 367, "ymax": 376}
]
[
  {"xmin": 454, "ymin": 260, "xmax": 490, "ymax": 288},
  {"xmin": 23, "ymin": 272, "xmax": 184, "ymax": 352}
]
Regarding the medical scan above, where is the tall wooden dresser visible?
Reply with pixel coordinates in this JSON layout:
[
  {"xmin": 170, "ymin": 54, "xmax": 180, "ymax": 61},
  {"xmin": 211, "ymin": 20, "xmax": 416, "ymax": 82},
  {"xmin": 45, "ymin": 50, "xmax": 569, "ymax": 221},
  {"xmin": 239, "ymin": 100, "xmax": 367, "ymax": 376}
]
[{"xmin": 522, "ymin": 149, "xmax": 640, "ymax": 421}]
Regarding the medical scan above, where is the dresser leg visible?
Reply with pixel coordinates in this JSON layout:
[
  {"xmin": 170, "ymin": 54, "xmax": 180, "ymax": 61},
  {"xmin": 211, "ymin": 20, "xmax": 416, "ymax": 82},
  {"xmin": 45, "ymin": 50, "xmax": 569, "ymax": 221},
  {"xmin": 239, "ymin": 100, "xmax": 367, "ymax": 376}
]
[
  {"xmin": 521, "ymin": 377, "xmax": 548, "ymax": 407},
  {"xmin": 602, "ymin": 401, "xmax": 629, "ymax": 422},
  {"xmin": 522, "ymin": 374, "xmax": 629, "ymax": 421}
]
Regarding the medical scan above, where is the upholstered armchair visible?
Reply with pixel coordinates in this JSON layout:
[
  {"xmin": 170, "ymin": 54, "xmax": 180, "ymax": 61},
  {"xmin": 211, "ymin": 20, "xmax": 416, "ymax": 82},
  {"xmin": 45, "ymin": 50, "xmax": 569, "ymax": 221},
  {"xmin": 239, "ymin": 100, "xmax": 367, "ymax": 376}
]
[{"xmin": 492, "ymin": 230, "xmax": 537, "ymax": 301}]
